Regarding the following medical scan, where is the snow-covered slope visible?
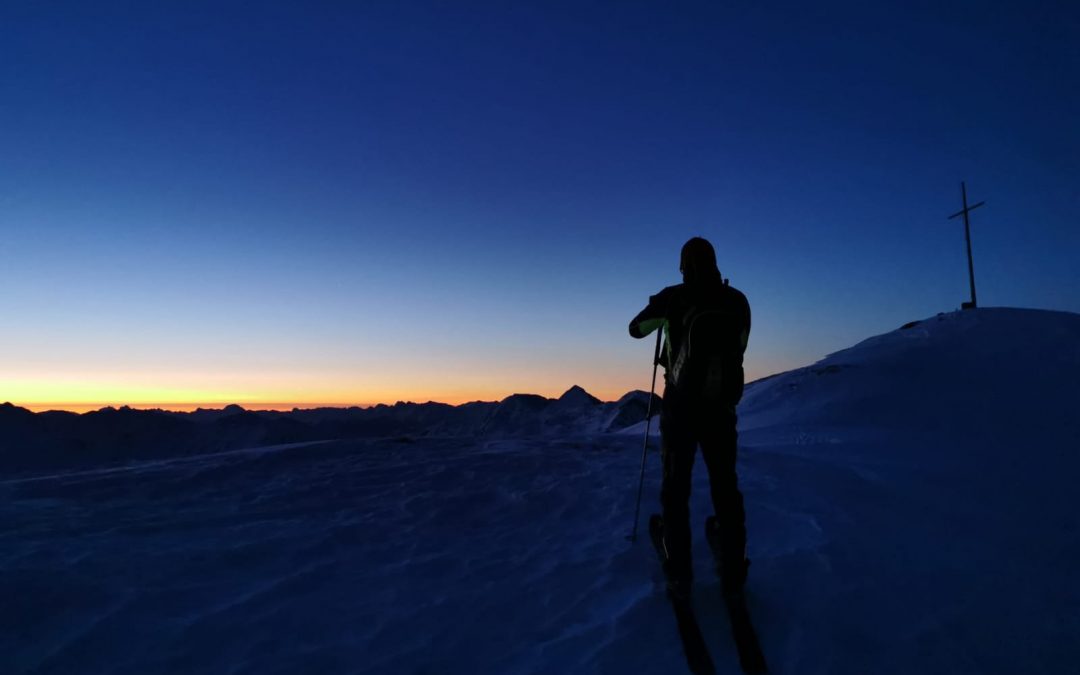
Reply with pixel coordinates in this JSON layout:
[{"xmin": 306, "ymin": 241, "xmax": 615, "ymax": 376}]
[
  {"xmin": 732, "ymin": 308, "xmax": 1080, "ymax": 673},
  {"xmin": 3, "ymin": 308, "xmax": 1078, "ymax": 674},
  {"xmin": 740, "ymin": 307, "xmax": 1080, "ymax": 435}
]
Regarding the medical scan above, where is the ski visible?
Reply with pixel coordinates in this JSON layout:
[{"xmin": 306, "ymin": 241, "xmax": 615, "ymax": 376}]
[
  {"xmin": 649, "ymin": 514, "xmax": 716, "ymax": 675},
  {"xmin": 705, "ymin": 516, "xmax": 768, "ymax": 674}
]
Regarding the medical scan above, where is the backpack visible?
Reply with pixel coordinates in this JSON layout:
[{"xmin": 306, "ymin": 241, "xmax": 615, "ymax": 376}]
[{"xmin": 668, "ymin": 285, "xmax": 745, "ymax": 405}]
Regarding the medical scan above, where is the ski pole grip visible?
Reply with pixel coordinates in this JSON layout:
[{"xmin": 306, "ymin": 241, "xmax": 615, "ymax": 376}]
[{"xmin": 652, "ymin": 326, "xmax": 663, "ymax": 366}]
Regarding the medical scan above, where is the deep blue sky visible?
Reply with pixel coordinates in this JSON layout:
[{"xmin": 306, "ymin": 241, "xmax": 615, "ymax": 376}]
[{"xmin": 3, "ymin": 1, "xmax": 1078, "ymax": 408}]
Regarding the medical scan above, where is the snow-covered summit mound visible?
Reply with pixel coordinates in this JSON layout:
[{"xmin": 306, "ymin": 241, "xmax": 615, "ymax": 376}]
[
  {"xmin": 740, "ymin": 307, "xmax": 1080, "ymax": 434},
  {"xmin": 729, "ymin": 307, "xmax": 1079, "ymax": 673}
]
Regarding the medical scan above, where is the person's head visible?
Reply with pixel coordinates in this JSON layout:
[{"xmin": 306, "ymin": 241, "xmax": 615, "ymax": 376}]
[{"xmin": 680, "ymin": 237, "xmax": 721, "ymax": 283}]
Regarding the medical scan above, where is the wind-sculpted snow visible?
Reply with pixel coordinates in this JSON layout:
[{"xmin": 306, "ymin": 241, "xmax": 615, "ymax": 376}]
[
  {"xmin": 1, "ymin": 435, "xmax": 714, "ymax": 674},
  {"xmin": 4, "ymin": 308, "xmax": 1080, "ymax": 673}
]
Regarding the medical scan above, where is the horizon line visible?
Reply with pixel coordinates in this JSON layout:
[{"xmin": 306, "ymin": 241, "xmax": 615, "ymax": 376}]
[
  {"xmin": 6, "ymin": 365, "xmax": 796, "ymax": 415},
  {"xmin": 9, "ymin": 390, "xmax": 638, "ymax": 414}
]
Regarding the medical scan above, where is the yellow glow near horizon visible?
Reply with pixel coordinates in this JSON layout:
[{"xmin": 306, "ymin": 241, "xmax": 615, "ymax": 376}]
[
  {"xmin": 3, "ymin": 377, "xmax": 598, "ymax": 413},
  {"xmin": 4, "ymin": 362, "xmax": 782, "ymax": 414},
  {"xmin": 11, "ymin": 388, "xmax": 637, "ymax": 413},
  {"xmin": 4, "ymin": 377, "xmax": 258, "ymax": 412}
]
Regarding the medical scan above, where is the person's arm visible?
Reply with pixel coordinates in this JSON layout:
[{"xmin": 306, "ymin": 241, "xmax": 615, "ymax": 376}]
[
  {"xmin": 630, "ymin": 289, "xmax": 674, "ymax": 369},
  {"xmin": 628, "ymin": 291, "xmax": 667, "ymax": 339}
]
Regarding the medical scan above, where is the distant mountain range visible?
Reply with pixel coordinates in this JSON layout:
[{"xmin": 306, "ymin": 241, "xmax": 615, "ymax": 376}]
[
  {"xmin": 0, "ymin": 386, "xmax": 661, "ymax": 475},
  {"xmin": 17, "ymin": 307, "xmax": 1071, "ymax": 478}
]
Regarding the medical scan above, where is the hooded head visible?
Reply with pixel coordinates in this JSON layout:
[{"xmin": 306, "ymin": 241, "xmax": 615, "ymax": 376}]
[{"xmin": 679, "ymin": 237, "xmax": 721, "ymax": 284}]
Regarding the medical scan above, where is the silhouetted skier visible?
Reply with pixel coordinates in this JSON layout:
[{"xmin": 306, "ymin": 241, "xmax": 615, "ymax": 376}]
[{"xmin": 629, "ymin": 237, "xmax": 751, "ymax": 599}]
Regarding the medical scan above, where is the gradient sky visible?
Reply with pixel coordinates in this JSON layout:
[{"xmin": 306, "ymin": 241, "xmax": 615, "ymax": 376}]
[{"xmin": 3, "ymin": 1, "xmax": 1078, "ymax": 411}]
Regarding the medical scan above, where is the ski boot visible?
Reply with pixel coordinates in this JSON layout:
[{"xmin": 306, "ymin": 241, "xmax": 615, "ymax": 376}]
[
  {"xmin": 704, "ymin": 515, "xmax": 749, "ymax": 598},
  {"xmin": 650, "ymin": 514, "xmax": 694, "ymax": 602}
]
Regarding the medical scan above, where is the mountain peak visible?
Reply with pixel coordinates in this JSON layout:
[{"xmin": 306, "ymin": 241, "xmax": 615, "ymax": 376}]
[
  {"xmin": 0, "ymin": 402, "xmax": 32, "ymax": 416},
  {"xmin": 558, "ymin": 385, "xmax": 601, "ymax": 406}
]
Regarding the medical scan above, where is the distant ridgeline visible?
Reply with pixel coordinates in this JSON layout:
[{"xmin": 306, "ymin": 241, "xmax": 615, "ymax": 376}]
[
  {"xmin": 7, "ymin": 307, "xmax": 1078, "ymax": 477},
  {"xmin": 0, "ymin": 386, "xmax": 660, "ymax": 474}
]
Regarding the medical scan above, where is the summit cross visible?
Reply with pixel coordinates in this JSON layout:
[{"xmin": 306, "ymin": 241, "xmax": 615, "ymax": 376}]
[{"xmin": 947, "ymin": 181, "xmax": 986, "ymax": 309}]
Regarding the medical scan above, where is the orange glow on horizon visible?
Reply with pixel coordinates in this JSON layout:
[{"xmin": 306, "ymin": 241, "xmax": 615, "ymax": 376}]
[
  {"xmin": 5, "ymin": 363, "xmax": 783, "ymax": 414},
  {"xmin": 17, "ymin": 402, "xmax": 400, "ymax": 414},
  {"xmin": 14, "ymin": 388, "xmax": 632, "ymax": 413},
  {"xmin": 15, "ymin": 396, "xmax": 501, "ymax": 414},
  {"xmin": 9, "ymin": 386, "xmax": 631, "ymax": 414}
]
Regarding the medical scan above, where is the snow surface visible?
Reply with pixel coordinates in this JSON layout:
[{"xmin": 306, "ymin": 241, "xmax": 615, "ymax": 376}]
[{"xmin": 4, "ymin": 308, "xmax": 1079, "ymax": 674}]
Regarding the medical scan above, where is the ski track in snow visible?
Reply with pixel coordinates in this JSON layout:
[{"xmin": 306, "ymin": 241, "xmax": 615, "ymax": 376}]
[{"xmin": 3, "ymin": 437, "xmax": 685, "ymax": 675}]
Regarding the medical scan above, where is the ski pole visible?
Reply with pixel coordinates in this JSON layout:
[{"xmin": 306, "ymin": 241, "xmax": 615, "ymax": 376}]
[{"xmin": 628, "ymin": 327, "xmax": 663, "ymax": 543}]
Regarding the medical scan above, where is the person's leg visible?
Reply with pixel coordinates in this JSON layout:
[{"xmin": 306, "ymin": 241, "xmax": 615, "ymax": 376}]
[
  {"xmin": 699, "ymin": 408, "xmax": 747, "ymax": 590},
  {"xmin": 660, "ymin": 406, "xmax": 696, "ymax": 589}
]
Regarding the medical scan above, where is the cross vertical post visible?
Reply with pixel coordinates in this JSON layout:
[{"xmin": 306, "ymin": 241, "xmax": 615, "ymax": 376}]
[{"xmin": 947, "ymin": 181, "xmax": 985, "ymax": 309}]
